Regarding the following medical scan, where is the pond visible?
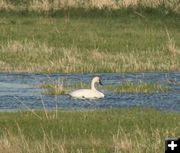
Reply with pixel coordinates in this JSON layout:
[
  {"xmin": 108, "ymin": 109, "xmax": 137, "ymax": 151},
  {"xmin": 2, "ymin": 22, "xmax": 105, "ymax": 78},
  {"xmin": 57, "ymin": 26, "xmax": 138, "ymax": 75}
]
[{"xmin": 0, "ymin": 72, "xmax": 179, "ymax": 112}]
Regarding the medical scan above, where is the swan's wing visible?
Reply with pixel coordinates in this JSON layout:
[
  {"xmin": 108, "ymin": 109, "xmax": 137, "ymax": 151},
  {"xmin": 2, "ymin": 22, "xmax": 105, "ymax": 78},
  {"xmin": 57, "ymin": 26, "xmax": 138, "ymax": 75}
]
[
  {"xmin": 69, "ymin": 89, "xmax": 104, "ymax": 99},
  {"xmin": 69, "ymin": 89, "xmax": 91, "ymax": 98}
]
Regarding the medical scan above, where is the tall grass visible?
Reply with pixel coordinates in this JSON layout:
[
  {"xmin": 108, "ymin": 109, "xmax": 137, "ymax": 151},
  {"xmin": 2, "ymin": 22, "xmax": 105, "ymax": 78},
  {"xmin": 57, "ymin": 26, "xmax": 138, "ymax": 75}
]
[
  {"xmin": 0, "ymin": 108, "xmax": 180, "ymax": 153},
  {"xmin": 0, "ymin": 0, "xmax": 179, "ymax": 14},
  {"xmin": 0, "ymin": 39, "xmax": 179, "ymax": 73}
]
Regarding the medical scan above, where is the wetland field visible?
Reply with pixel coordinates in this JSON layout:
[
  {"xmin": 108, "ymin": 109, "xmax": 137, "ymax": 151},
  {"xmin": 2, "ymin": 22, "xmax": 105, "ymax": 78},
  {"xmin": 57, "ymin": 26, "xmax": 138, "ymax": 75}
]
[
  {"xmin": 0, "ymin": 1, "xmax": 179, "ymax": 73},
  {"xmin": 0, "ymin": 0, "xmax": 180, "ymax": 153}
]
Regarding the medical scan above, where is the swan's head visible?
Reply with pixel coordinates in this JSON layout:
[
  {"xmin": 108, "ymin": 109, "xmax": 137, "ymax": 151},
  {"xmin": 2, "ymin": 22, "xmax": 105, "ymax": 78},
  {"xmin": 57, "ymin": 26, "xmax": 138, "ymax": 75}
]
[{"xmin": 92, "ymin": 76, "xmax": 103, "ymax": 85}]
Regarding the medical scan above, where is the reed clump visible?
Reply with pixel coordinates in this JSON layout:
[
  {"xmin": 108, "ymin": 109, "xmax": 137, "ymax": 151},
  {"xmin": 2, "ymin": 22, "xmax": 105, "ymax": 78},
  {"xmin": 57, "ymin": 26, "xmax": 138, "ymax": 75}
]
[
  {"xmin": 41, "ymin": 82, "xmax": 65, "ymax": 95},
  {"xmin": 40, "ymin": 80, "xmax": 88, "ymax": 95}
]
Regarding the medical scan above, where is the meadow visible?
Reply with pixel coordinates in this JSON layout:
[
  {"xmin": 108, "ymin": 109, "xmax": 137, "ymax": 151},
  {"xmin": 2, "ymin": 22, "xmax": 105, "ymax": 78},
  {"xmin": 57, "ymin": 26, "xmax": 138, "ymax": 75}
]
[
  {"xmin": 0, "ymin": 108, "xmax": 180, "ymax": 153},
  {"xmin": 0, "ymin": 0, "xmax": 179, "ymax": 73}
]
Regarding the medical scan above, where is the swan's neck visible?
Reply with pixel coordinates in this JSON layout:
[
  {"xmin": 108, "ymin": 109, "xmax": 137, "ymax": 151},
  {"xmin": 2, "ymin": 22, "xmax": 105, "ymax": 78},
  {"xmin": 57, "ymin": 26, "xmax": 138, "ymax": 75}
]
[{"xmin": 91, "ymin": 80, "xmax": 97, "ymax": 91}]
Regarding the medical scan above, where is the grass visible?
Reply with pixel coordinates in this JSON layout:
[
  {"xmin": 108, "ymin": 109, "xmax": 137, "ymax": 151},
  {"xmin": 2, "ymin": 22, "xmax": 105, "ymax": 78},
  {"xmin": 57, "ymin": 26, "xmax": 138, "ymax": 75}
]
[
  {"xmin": 0, "ymin": 0, "xmax": 179, "ymax": 14},
  {"xmin": 0, "ymin": 5, "xmax": 179, "ymax": 73},
  {"xmin": 39, "ymin": 80, "xmax": 88, "ymax": 95},
  {"xmin": 0, "ymin": 2, "xmax": 179, "ymax": 153},
  {"xmin": 41, "ymin": 82, "xmax": 65, "ymax": 95},
  {"xmin": 106, "ymin": 81, "xmax": 169, "ymax": 93},
  {"xmin": 40, "ymin": 80, "xmax": 169, "ymax": 95},
  {"xmin": 0, "ymin": 108, "xmax": 179, "ymax": 153}
]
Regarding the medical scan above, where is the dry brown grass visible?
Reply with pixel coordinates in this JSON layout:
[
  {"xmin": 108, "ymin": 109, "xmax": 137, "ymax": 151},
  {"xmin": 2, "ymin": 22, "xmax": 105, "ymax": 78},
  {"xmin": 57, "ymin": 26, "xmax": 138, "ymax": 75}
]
[
  {"xmin": 0, "ymin": 40, "xmax": 179, "ymax": 73},
  {"xmin": 0, "ymin": 131, "xmax": 68, "ymax": 153},
  {"xmin": 90, "ymin": 47, "xmax": 180, "ymax": 72},
  {"xmin": 113, "ymin": 128, "xmax": 163, "ymax": 153},
  {"xmin": 0, "ymin": 127, "xmax": 177, "ymax": 153},
  {"xmin": 0, "ymin": 0, "xmax": 179, "ymax": 14},
  {"xmin": 0, "ymin": 0, "xmax": 15, "ymax": 10},
  {"xmin": 166, "ymin": 30, "xmax": 180, "ymax": 57}
]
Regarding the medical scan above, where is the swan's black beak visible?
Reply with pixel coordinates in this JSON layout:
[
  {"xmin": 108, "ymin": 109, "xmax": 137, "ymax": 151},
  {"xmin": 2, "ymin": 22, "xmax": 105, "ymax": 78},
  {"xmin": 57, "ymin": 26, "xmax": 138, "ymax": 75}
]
[{"xmin": 99, "ymin": 80, "xmax": 103, "ymax": 85}]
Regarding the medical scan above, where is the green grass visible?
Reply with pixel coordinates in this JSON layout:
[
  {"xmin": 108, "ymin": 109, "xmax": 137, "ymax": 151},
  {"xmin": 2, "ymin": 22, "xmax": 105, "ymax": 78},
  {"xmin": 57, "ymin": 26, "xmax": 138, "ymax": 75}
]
[
  {"xmin": 0, "ymin": 8, "xmax": 179, "ymax": 73},
  {"xmin": 106, "ymin": 81, "xmax": 169, "ymax": 93},
  {"xmin": 0, "ymin": 108, "xmax": 179, "ymax": 153},
  {"xmin": 40, "ymin": 80, "xmax": 66, "ymax": 95},
  {"xmin": 40, "ymin": 80, "xmax": 88, "ymax": 95},
  {"xmin": 40, "ymin": 80, "xmax": 169, "ymax": 95}
]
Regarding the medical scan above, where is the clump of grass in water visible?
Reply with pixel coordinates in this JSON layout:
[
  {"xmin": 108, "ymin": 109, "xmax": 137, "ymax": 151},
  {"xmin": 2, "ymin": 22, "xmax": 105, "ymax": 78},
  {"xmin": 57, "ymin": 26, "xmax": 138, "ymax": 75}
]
[
  {"xmin": 42, "ymin": 83, "xmax": 65, "ymax": 95},
  {"xmin": 40, "ymin": 80, "xmax": 65, "ymax": 95},
  {"xmin": 40, "ymin": 80, "xmax": 169, "ymax": 95},
  {"xmin": 40, "ymin": 80, "xmax": 88, "ymax": 95},
  {"xmin": 106, "ymin": 81, "xmax": 169, "ymax": 93}
]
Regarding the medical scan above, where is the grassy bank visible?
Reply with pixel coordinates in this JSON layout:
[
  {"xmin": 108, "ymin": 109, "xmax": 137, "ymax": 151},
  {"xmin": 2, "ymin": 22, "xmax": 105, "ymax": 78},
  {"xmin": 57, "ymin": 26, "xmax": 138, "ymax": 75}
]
[
  {"xmin": 0, "ymin": 108, "xmax": 180, "ymax": 153},
  {"xmin": 0, "ymin": 1, "xmax": 179, "ymax": 73}
]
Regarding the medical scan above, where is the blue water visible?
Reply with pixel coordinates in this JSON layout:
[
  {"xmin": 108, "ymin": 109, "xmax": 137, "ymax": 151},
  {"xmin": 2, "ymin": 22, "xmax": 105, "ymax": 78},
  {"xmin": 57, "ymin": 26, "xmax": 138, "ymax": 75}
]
[{"xmin": 0, "ymin": 72, "xmax": 179, "ymax": 112}]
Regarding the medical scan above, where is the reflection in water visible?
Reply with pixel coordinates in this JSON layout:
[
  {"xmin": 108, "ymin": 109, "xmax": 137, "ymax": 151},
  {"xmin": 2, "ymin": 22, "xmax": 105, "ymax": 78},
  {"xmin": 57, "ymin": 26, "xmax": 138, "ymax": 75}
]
[{"xmin": 0, "ymin": 72, "xmax": 179, "ymax": 112}]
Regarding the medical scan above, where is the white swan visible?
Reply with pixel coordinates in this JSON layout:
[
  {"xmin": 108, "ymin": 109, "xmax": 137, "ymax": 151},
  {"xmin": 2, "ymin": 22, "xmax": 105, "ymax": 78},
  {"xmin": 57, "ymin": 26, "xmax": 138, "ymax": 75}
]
[{"xmin": 69, "ymin": 76, "xmax": 104, "ymax": 99}]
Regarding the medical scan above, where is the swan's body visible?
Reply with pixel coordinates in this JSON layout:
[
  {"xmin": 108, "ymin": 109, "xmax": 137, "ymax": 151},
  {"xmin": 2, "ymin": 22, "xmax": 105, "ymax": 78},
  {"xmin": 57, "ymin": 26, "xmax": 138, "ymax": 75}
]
[{"xmin": 69, "ymin": 77, "xmax": 104, "ymax": 99}]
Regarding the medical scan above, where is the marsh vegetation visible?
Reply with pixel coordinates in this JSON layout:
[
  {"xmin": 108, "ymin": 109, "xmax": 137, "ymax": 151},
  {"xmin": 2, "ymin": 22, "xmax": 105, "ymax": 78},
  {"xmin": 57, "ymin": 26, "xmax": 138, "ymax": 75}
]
[
  {"xmin": 0, "ymin": 1, "xmax": 179, "ymax": 73},
  {"xmin": 0, "ymin": 0, "xmax": 179, "ymax": 14},
  {"xmin": 0, "ymin": 108, "xmax": 180, "ymax": 153},
  {"xmin": 40, "ymin": 80, "xmax": 169, "ymax": 95},
  {"xmin": 0, "ymin": 1, "xmax": 179, "ymax": 153}
]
